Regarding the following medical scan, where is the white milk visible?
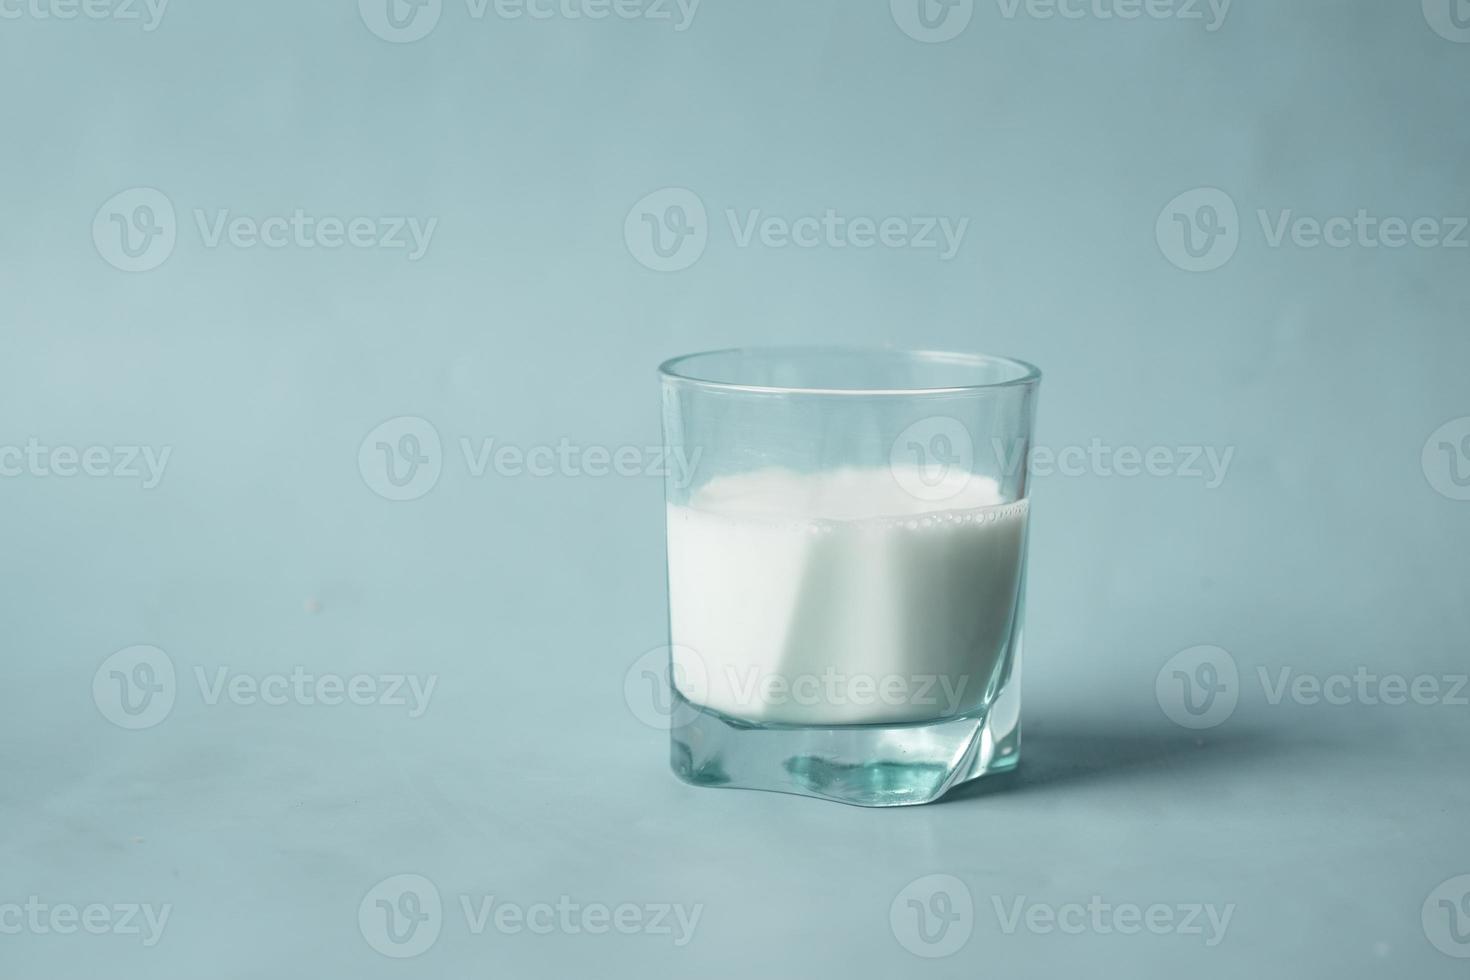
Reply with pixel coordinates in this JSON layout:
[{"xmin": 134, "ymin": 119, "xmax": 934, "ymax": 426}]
[{"xmin": 666, "ymin": 466, "xmax": 1028, "ymax": 726}]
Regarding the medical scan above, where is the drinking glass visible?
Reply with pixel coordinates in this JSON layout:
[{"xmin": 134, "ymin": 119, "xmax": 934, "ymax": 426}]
[{"xmin": 658, "ymin": 347, "xmax": 1041, "ymax": 806}]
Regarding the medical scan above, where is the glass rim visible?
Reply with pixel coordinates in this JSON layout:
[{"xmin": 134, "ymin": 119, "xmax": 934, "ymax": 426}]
[{"xmin": 658, "ymin": 345, "xmax": 1042, "ymax": 396}]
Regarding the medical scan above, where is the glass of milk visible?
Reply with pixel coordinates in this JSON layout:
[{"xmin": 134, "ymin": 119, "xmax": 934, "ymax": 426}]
[{"xmin": 659, "ymin": 346, "xmax": 1041, "ymax": 806}]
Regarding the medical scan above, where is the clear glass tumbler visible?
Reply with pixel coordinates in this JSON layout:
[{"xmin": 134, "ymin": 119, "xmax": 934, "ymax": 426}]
[{"xmin": 658, "ymin": 347, "xmax": 1041, "ymax": 806}]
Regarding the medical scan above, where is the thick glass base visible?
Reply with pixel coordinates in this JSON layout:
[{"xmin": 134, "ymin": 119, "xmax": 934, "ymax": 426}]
[{"xmin": 669, "ymin": 688, "xmax": 1020, "ymax": 808}]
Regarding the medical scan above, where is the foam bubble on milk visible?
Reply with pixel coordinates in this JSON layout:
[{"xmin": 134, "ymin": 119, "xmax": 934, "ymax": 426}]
[{"xmin": 666, "ymin": 466, "xmax": 1028, "ymax": 726}]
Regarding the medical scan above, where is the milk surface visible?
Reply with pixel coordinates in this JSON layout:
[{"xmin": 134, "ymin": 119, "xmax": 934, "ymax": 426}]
[{"xmin": 666, "ymin": 466, "xmax": 1028, "ymax": 726}]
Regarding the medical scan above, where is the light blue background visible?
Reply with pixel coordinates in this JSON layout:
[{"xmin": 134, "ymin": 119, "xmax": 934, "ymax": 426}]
[{"xmin": 3, "ymin": 0, "xmax": 1468, "ymax": 977}]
